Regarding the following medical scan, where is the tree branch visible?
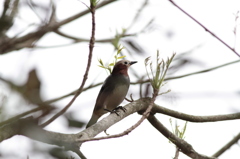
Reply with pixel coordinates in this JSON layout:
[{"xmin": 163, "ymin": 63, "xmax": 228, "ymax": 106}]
[
  {"xmin": 0, "ymin": 116, "xmax": 83, "ymax": 157},
  {"xmin": 212, "ymin": 132, "xmax": 240, "ymax": 157},
  {"xmin": 165, "ymin": 59, "xmax": 240, "ymax": 80},
  {"xmin": 0, "ymin": 116, "xmax": 34, "ymax": 142},
  {"xmin": 0, "ymin": 107, "xmax": 46, "ymax": 127},
  {"xmin": 1, "ymin": 97, "xmax": 239, "ymax": 158},
  {"xmin": 80, "ymin": 91, "xmax": 158, "ymax": 142},
  {"xmin": 78, "ymin": 98, "xmax": 152, "ymax": 141},
  {"xmin": 0, "ymin": 0, "xmax": 117, "ymax": 54},
  {"xmin": 153, "ymin": 104, "xmax": 240, "ymax": 122},
  {"xmin": 147, "ymin": 114, "xmax": 216, "ymax": 159},
  {"xmin": 78, "ymin": 97, "xmax": 240, "ymax": 143},
  {"xmin": 40, "ymin": 2, "xmax": 97, "ymax": 127},
  {"xmin": 168, "ymin": 0, "xmax": 240, "ymax": 57},
  {"xmin": 53, "ymin": 29, "xmax": 136, "ymax": 43},
  {"xmin": 40, "ymin": 58, "xmax": 240, "ymax": 105}
]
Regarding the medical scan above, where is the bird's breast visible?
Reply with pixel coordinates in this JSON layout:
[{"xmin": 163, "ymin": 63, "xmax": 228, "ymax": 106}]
[{"xmin": 104, "ymin": 81, "xmax": 129, "ymax": 110}]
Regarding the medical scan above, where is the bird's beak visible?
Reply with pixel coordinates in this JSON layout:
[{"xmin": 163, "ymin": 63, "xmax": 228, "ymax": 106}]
[{"xmin": 130, "ymin": 61, "xmax": 137, "ymax": 65}]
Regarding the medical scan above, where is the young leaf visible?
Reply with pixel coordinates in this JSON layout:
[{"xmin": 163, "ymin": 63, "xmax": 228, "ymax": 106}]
[{"xmin": 117, "ymin": 55, "xmax": 126, "ymax": 59}]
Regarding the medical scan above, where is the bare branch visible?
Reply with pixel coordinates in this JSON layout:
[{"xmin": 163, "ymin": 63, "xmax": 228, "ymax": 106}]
[
  {"xmin": 165, "ymin": 59, "xmax": 240, "ymax": 81},
  {"xmin": 133, "ymin": 58, "xmax": 240, "ymax": 84},
  {"xmin": 40, "ymin": 2, "xmax": 97, "ymax": 127},
  {"xmin": 127, "ymin": 0, "xmax": 149, "ymax": 31},
  {"xmin": 233, "ymin": 11, "xmax": 239, "ymax": 50},
  {"xmin": 147, "ymin": 114, "xmax": 216, "ymax": 159},
  {"xmin": 54, "ymin": 29, "xmax": 136, "ymax": 43},
  {"xmin": 153, "ymin": 104, "xmax": 240, "ymax": 122},
  {"xmin": 0, "ymin": 107, "xmax": 47, "ymax": 127},
  {"xmin": 78, "ymin": 97, "xmax": 240, "ymax": 143},
  {"xmin": 0, "ymin": 0, "xmax": 117, "ymax": 54},
  {"xmin": 1, "ymin": 97, "xmax": 239, "ymax": 159},
  {"xmin": 0, "ymin": 116, "xmax": 35, "ymax": 142},
  {"xmin": 174, "ymin": 147, "xmax": 180, "ymax": 159},
  {"xmin": 35, "ymin": 58, "xmax": 240, "ymax": 107},
  {"xmin": 168, "ymin": 0, "xmax": 240, "ymax": 57},
  {"xmin": 212, "ymin": 132, "xmax": 240, "ymax": 157}
]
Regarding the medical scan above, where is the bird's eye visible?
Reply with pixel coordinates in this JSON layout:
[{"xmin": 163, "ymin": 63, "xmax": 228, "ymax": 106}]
[{"xmin": 124, "ymin": 61, "xmax": 128, "ymax": 65}]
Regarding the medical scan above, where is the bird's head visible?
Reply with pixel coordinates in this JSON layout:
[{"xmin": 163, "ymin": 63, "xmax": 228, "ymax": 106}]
[{"xmin": 112, "ymin": 60, "xmax": 137, "ymax": 76}]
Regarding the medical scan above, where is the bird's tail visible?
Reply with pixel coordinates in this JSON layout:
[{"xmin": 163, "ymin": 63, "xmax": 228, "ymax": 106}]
[{"xmin": 86, "ymin": 113, "xmax": 100, "ymax": 128}]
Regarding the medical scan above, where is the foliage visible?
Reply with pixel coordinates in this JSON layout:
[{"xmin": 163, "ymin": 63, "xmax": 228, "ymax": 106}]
[
  {"xmin": 145, "ymin": 51, "xmax": 176, "ymax": 92},
  {"xmin": 169, "ymin": 118, "xmax": 188, "ymax": 140},
  {"xmin": 98, "ymin": 45, "xmax": 126, "ymax": 74}
]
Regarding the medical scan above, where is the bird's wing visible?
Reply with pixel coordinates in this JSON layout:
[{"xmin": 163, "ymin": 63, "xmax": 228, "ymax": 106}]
[{"xmin": 94, "ymin": 75, "xmax": 115, "ymax": 110}]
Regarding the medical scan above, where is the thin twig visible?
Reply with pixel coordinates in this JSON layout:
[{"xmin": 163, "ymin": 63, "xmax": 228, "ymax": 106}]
[
  {"xmin": 134, "ymin": 58, "xmax": 240, "ymax": 83},
  {"xmin": 0, "ymin": 107, "xmax": 44, "ymax": 127},
  {"xmin": 127, "ymin": 0, "xmax": 149, "ymax": 30},
  {"xmin": 168, "ymin": 0, "xmax": 240, "ymax": 57},
  {"xmin": 40, "ymin": 59, "xmax": 240, "ymax": 104},
  {"xmin": 53, "ymin": 29, "xmax": 136, "ymax": 43},
  {"xmin": 0, "ymin": 0, "xmax": 117, "ymax": 54},
  {"xmin": 0, "ymin": 54, "xmax": 237, "ymax": 116},
  {"xmin": 40, "ymin": 3, "xmax": 96, "ymax": 127},
  {"xmin": 72, "ymin": 147, "xmax": 87, "ymax": 159},
  {"xmin": 233, "ymin": 11, "xmax": 239, "ymax": 50},
  {"xmin": 174, "ymin": 147, "xmax": 180, "ymax": 159},
  {"xmin": 44, "ymin": 83, "xmax": 102, "ymax": 104},
  {"xmin": 165, "ymin": 59, "xmax": 240, "ymax": 80},
  {"xmin": 125, "ymin": 94, "xmax": 134, "ymax": 102},
  {"xmin": 33, "ymin": 34, "xmax": 136, "ymax": 49},
  {"xmin": 212, "ymin": 132, "xmax": 240, "ymax": 157}
]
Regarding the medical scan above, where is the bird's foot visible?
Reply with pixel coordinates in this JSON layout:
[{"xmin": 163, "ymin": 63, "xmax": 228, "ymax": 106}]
[
  {"xmin": 104, "ymin": 106, "xmax": 127, "ymax": 116},
  {"xmin": 114, "ymin": 106, "xmax": 127, "ymax": 112},
  {"xmin": 125, "ymin": 94, "xmax": 134, "ymax": 102},
  {"xmin": 104, "ymin": 129, "xmax": 109, "ymax": 135}
]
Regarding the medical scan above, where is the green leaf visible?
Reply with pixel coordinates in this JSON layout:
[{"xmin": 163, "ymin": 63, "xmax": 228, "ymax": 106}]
[
  {"xmin": 109, "ymin": 63, "xmax": 114, "ymax": 66},
  {"xmin": 117, "ymin": 55, "xmax": 126, "ymax": 59},
  {"xmin": 98, "ymin": 59, "xmax": 104, "ymax": 65},
  {"xmin": 98, "ymin": 65, "xmax": 106, "ymax": 69},
  {"xmin": 144, "ymin": 51, "xmax": 176, "ymax": 92},
  {"xmin": 97, "ymin": 45, "xmax": 128, "ymax": 74}
]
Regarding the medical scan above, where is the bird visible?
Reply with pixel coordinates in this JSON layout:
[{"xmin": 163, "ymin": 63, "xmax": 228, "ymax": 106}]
[{"xmin": 86, "ymin": 60, "xmax": 137, "ymax": 128}]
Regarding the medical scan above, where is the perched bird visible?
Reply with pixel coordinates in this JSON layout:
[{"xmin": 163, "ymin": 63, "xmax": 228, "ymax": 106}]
[{"xmin": 86, "ymin": 60, "xmax": 137, "ymax": 128}]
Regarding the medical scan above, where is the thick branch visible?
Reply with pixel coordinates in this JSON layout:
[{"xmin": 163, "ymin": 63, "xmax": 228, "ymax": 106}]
[
  {"xmin": 0, "ymin": 117, "xmax": 79, "ymax": 150},
  {"xmin": 147, "ymin": 114, "xmax": 216, "ymax": 159},
  {"xmin": 78, "ymin": 97, "xmax": 240, "ymax": 142},
  {"xmin": 1, "ymin": 98, "xmax": 239, "ymax": 158},
  {"xmin": 79, "ymin": 98, "xmax": 151, "ymax": 140},
  {"xmin": 153, "ymin": 104, "xmax": 240, "ymax": 122},
  {"xmin": 80, "ymin": 92, "xmax": 158, "ymax": 142},
  {"xmin": 0, "ymin": 116, "xmax": 34, "ymax": 142},
  {"xmin": 0, "ymin": 99, "xmax": 151, "ymax": 154},
  {"xmin": 0, "ymin": 107, "xmax": 45, "ymax": 127}
]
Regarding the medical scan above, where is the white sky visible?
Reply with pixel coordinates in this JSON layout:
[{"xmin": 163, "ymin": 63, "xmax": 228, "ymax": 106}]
[{"xmin": 0, "ymin": 0, "xmax": 240, "ymax": 159}]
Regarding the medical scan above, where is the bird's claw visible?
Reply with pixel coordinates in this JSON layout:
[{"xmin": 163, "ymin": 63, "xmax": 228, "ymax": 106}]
[
  {"xmin": 104, "ymin": 129, "xmax": 109, "ymax": 135},
  {"xmin": 104, "ymin": 106, "xmax": 127, "ymax": 116},
  {"xmin": 115, "ymin": 106, "xmax": 127, "ymax": 112},
  {"xmin": 125, "ymin": 94, "xmax": 134, "ymax": 102}
]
